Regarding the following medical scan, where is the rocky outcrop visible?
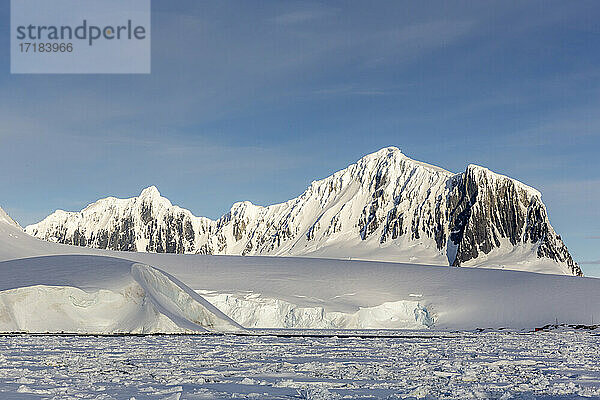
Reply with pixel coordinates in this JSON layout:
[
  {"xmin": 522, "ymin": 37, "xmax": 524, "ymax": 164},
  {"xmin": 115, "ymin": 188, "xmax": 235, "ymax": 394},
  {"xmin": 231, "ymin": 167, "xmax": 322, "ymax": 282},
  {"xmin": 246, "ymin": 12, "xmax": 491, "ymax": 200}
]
[
  {"xmin": 446, "ymin": 165, "xmax": 580, "ymax": 275},
  {"xmin": 24, "ymin": 148, "xmax": 582, "ymax": 276}
]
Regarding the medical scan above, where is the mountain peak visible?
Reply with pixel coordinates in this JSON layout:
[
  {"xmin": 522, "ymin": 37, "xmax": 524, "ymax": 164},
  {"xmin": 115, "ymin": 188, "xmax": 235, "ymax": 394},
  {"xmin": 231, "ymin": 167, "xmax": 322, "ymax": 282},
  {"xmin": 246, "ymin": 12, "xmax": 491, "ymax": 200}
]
[
  {"xmin": 231, "ymin": 201, "xmax": 258, "ymax": 209},
  {"xmin": 364, "ymin": 147, "xmax": 452, "ymax": 175},
  {"xmin": 373, "ymin": 146, "xmax": 401, "ymax": 155},
  {"xmin": 360, "ymin": 146, "xmax": 403, "ymax": 162},
  {"xmin": 137, "ymin": 186, "xmax": 175, "ymax": 211},
  {"xmin": 464, "ymin": 164, "xmax": 541, "ymax": 198},
  {"xmin": 23, "ymin": 149, "xmax": 579, "ymax": 276},
  {"xmin": 140, "ymin": 186, "xmax": 161, "ymax": 199},
  {"xmin": 466, "ymin": 163, "xmax": 489, "ymax": 172}
]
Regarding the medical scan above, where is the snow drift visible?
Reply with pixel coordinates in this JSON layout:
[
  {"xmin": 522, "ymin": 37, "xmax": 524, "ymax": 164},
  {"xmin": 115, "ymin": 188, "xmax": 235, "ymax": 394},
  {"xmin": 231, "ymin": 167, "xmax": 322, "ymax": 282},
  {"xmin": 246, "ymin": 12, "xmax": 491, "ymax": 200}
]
[{"xmin": 0, "ymin": 255, "xmax": 242, "ymax": 334}]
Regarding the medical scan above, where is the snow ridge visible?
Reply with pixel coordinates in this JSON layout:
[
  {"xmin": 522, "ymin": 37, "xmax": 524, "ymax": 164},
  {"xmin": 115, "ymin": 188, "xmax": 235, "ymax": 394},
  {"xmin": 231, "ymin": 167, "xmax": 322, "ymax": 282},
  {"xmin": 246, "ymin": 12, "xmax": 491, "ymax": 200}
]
[
  {"xmin": 0, "ymin": 206, "xmax": 20, "ymax": 229},
  {"xmin": 24, "ymin": 147, "xmax": 581, "ymax": 276}
]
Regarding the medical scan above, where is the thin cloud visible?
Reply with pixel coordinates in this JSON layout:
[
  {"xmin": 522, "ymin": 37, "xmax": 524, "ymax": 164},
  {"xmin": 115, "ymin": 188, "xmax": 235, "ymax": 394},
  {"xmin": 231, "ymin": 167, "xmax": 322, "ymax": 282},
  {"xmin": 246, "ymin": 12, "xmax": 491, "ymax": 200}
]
[
  {"xmin": 580, "ymin": 260, "xmax": 600, "ymax": 265},
  {"xmin": 273, "ymin": 9, "xmax": 333, "ymax": 25},
  {"xmin": 540, "ymin": 180, "xmax": 600, "ymax": 198},
  {"xmin": 312, "ymin": 85, "xmax": 398, "ymax": 97}
]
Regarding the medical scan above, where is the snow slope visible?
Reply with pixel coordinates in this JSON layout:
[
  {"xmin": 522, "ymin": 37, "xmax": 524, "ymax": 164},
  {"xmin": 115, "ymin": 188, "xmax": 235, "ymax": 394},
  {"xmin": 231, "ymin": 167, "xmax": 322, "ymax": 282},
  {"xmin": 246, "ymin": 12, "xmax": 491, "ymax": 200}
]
[
  {"xmin": 0, "ymin": 255, "xmax": 243, "ymax": 334},
  {"xmin": 0, "ymin": 215, "xmax": 242, "ymax": 333},
  {"xmin": 120, "ymin": 255, "xmax": 600, "ymax": 330},
  {"xmin": 25, "ymin": 147, "xmax": 581, "ymax": 276},
  {"xmin": 0, "ymin": 207, "xmax": 20, "ymax": 229},
  {"xmin": 2, "ymin": 205, "xmax": 600, "ymax": 332}
]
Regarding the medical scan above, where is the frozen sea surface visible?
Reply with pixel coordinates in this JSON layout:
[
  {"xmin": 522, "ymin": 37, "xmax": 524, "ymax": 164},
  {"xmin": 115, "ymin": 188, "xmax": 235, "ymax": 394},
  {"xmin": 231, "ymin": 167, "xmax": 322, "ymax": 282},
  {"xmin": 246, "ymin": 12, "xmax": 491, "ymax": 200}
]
[{"xmin": 0, "ymin": 331, "xmax": 599, "ymax": 399}]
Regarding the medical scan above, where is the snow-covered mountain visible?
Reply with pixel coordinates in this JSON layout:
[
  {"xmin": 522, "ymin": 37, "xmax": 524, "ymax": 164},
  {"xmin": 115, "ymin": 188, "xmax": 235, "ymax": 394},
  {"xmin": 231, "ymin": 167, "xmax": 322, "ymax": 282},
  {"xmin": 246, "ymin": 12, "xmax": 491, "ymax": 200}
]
[
  {"xmin": 24, "ymin": 147, "xmax": 581, "ymax": 276},
  {"xmin": 1, "ymin": 205, "xmax": 600, "ymax": 332}
]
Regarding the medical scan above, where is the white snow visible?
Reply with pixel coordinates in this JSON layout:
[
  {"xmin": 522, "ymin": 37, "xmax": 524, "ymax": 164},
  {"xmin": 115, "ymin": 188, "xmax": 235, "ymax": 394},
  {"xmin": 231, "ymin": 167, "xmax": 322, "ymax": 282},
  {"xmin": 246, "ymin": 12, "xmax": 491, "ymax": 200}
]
[
  {"xmin": 1, "ymin": 206, "xmax": 600, "ymax": 332},
  {"xmin": 0, "ymin": 332, "xmax": 599, "ymax": 398},
  {"xmin": 0, "ymin": 254, "xmax": 243, "ymax": 334},
  {"xmin": 23, "ymin": 147, "xmax": 577, "ymax": 276},
  {"xmin": 131, "ymin": 263, "xmax": 242, "ymax": 333},
  {"xmin": 1, "ymin": 204, "xmax": 600, "ymax": 397},
  {"xmin": 199, "ymin": 291, "xmax": 433, "ymax": 329},
  {"xmin": 0, "ymin": 207, "xmax": 20, "ymax": 229}
]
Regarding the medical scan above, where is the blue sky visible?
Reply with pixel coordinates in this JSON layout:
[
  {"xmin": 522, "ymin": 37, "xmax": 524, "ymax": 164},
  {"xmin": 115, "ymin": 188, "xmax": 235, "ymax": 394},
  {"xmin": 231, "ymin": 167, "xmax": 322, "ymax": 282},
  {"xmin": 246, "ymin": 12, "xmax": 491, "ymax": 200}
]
[{"xmin": 1, "ymin": 1, "xmax": 599, "ymax": 275}]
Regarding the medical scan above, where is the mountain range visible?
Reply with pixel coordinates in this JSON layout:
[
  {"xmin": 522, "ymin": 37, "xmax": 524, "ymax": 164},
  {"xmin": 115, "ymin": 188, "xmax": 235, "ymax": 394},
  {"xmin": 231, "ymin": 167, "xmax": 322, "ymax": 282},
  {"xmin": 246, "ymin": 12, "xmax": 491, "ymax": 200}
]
[{"xmin": 24, "ymin": 147, "xmax": 582, "ymax": 276}]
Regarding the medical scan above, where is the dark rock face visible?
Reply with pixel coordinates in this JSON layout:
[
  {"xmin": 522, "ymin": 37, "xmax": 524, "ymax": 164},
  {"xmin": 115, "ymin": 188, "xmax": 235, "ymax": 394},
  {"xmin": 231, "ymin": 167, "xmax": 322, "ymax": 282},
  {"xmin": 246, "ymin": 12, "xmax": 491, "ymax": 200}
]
[
  {"xmin": 351, "ymin": 162, "xmax": 581, "ymax": 276},
  {"xmin": 142, "ymin": 212, "xmax": 198, "ymax": 254},
  {"xmin": 448, "ymin": 166, "xmax": 528, "ymax": 266},
  {"xmin": 525, "ymin": 198, "xmax": 581, "ymax": 275},
  {"xmin": 443, "ymin": 166, "xmax": 582, "ymax": 276},
  {"xmin": 359, "ymin": 162, "xmax": 579, "ymax": 276},
  {"xmin": 23, "ymin": 149, "xmax": 582, "ymax": 276}
]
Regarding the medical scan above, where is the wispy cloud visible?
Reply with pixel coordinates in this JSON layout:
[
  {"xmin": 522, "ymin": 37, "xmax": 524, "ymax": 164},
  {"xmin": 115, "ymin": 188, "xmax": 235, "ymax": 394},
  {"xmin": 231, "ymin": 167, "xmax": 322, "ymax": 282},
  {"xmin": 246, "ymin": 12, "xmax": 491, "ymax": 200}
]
[
  {"xmin": 273, "ymin": 9, "xmax": 334, "ymax": 25},
  {"xmin": 506, "ymin": 108, "xmax": 600, "ymax": 147},
  {"xmin": 311, "ymin": 85, "xmax": 402, "ymax": 97},
  {"xmin": 580, "ymin": 260, "xmax": 600, "ymax": 265}
]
